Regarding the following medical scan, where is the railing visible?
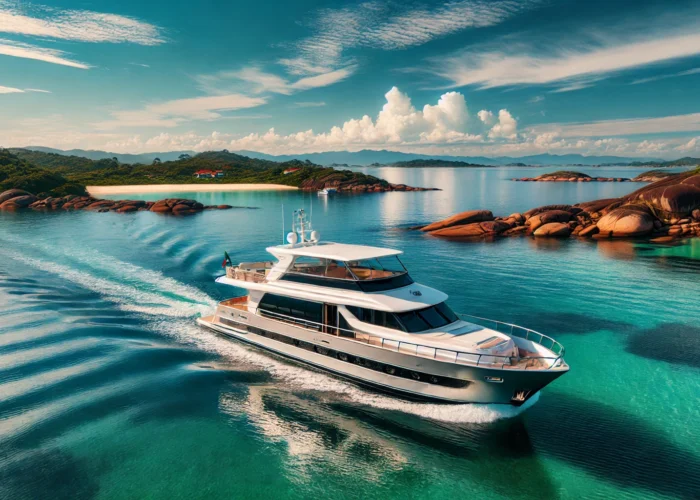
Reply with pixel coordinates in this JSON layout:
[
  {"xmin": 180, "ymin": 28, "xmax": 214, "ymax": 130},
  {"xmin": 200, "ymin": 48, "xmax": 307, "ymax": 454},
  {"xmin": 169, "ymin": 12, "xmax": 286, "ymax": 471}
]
[
  {"xmin": 457, "ymin": 313, "xmax": 566, "ymax": 357},
  {"xmin": 244, "ymin": 308, "xmax": 565, "ymax": 371},
  {"xmin": 226, "ymin": 266, "xmax": 267, "ymax": 283}
]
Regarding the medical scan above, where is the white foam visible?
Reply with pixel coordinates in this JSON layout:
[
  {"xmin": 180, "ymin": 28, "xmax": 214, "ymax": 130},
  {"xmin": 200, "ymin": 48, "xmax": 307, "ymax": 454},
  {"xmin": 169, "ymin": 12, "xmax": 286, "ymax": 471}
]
[
  {"xmin": 156, "ymin": 319, "xmax": 535, "ymax": 423},
  {"xmin": 0, "ymin": 250, "xmax": 212, "ymax": 318}
]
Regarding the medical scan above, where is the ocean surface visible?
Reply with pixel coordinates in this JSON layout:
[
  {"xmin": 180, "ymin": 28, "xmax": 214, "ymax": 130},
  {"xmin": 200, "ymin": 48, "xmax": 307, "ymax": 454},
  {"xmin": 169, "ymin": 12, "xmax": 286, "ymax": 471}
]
[{"xmin": 1, "ymin": 166, "xmax": 698, "ymax": 500}]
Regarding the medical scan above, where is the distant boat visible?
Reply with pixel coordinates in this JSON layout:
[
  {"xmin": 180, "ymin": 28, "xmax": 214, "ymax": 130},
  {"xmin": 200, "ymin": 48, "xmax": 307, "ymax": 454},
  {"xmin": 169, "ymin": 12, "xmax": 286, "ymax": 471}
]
[{"xmin": 318, "ymin": 188, "xmax": 337, "ymax": 195}]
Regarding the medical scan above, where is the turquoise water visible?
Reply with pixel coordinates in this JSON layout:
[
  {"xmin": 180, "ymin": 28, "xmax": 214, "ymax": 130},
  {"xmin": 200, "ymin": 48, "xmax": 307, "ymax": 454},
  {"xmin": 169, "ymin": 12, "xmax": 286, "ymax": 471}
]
[{"xmin": 1, "ymin": 166, "xmax": 698, "ymax": 499}]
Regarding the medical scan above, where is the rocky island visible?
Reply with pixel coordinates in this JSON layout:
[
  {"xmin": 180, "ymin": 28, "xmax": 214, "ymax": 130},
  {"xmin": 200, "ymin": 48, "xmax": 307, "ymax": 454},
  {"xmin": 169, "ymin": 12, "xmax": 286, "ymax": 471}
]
[
  {"xmin": 512, "ymin": 169, "xmax": 687, "ymax": 183},
  {"xmin": 418, "ymin": 168, "xmax": 700, "ymax": 242}
]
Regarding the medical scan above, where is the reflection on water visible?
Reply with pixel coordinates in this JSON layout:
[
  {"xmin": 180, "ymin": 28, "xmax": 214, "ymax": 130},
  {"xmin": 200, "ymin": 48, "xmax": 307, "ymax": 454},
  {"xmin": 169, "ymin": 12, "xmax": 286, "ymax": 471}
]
[{"xmin": 1, "ymin": 166, "xmax": 698, "ymax": 499}]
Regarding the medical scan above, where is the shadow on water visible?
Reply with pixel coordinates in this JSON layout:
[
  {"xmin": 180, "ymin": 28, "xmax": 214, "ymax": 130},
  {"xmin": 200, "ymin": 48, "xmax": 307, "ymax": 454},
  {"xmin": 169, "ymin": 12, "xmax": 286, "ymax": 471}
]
[
  {"xmin": 0, "ymin": 446, "xmax": 99, "ymax": 500},
  {"xmin": 625, "ymin": 322, "xmax": 700, "ymax": 368},
  {"xmin": 508, "ymin": 312, "xmax": 635, "ymax": 336},
  {"xmin": 525, "ymin": 392, "xmax": 700, "ymax": 499}
]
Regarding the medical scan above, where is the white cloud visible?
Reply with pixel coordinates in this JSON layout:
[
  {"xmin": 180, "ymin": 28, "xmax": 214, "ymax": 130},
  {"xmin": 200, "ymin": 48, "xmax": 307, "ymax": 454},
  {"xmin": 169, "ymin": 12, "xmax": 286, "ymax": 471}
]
[
  {"xmin": 95, "ymin": 94, "xmax": 267, "ymax": 130},
  {"xmin": 0, "ymin": 1, "xmax": 164, "ymax": 45},
  {"xmin": 197, "ymin": 65, "xmax": 356, "ymax": 96},
  {"xmin": 223, "ymin": 87, "xmax": 481, "ymax": 152},
  {"xmin": 290, "ymin": 66, "xmax": 355, "ymax": 91},
  {"xmin": 435, "ymin": 30, "xmax": 700, "ymax": 90},
  {"xmin": 0, "ymin": 38, "xmax": 88, "ymax": 68},
  {"xmin": 283, "ymin": 1, "xmax": 535, "ymax": 75},
  {"xmin": 477, "ymin": 110, "xmax": 494, "ymax": 124},
  {"xmin": 291, "ymin": 101, "xmax": 326, "ymax": 108},
  {"xmin": 0, "ymin": 85, "xmax": 50, "ymax": 93},
  {"xmin": 630, "ymin": 67, "xmax": 700, "ymax": 85},
  {"xmin": 529, "ymin": 112, "xmax": 700, "ymax": 137},
  {"xmin": 0, "ymin": 84, "xmax": 22, "ymax": 93},
  {"xmin": 487, "ymin": 110, "xmax": 517, "ymax": 139},
  {"xmin": 677, "ymin": 136, "xmax": 699, "ymax": 153}
]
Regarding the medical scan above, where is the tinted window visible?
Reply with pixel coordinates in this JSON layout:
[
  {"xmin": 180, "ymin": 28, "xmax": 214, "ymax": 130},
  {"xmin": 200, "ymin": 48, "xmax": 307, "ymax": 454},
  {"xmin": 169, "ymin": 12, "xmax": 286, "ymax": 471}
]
[
  {"xmin": 435, "ymin": 302, "xmax": 459, "ymax": 323},
  {"xmin": 356, "ymin": 273, "xmax": 414, "ymax": 292},
  {"xmin": 258, "ymin": 294, "xmax": 323, "ymax": 323},
  {"xmin": 418, "ymin": 306, "xmax": 450, "ymax": 329},
  {"xmin": 347, "ymin": 255, "xmax": 407, "ymax": 280},
  {"xmin": 291, "ymin": 257, "xmax": 354, "ymax": 280},
  {"xmin": 280, "ymin": 273, "xmax": 362, "ymax": 290},
  {"xmin": 395, "ymin": 310, "xmax": 431, "ymax": 332}
]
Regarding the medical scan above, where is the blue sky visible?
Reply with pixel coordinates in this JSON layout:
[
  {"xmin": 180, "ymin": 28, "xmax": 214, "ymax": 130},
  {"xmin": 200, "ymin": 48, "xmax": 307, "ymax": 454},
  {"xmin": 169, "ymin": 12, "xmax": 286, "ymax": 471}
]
[{"xmin": 1, "ymin": 0, "xmax": 699, "ymax": 158}]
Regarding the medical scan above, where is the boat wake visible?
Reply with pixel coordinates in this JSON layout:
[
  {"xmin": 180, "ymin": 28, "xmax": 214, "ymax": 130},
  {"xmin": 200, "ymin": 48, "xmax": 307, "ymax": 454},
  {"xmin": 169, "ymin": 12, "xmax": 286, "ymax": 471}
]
[{"xmin": 0, "ymin": 243, "xmax": 535, "ymax": 424}]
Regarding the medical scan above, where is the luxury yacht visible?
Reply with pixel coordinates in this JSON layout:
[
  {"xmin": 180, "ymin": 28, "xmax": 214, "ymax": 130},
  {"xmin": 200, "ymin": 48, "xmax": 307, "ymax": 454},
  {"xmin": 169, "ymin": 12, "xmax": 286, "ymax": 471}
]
[{"xmin": 198, "ymin": 209, "xmax": 569, "ymax": 405}]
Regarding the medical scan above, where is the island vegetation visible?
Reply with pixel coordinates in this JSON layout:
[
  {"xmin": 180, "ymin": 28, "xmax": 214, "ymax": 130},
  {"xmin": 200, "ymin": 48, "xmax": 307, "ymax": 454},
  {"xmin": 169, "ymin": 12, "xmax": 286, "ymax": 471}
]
[
  {"xmin": 3, "ymin": 148, "xmax": 436, "ymax": 194},
  {"xmin": 379, "ymin": 159, "xmax": 492, "ymax": 168}
]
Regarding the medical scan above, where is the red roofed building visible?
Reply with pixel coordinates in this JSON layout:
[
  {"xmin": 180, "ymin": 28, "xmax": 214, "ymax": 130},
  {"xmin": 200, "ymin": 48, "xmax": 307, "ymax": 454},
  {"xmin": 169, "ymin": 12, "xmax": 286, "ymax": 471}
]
[
  {"xmin": 194, "ymin": 170, "xmax": 225, "ymax": 178},
  {"xmin": 283, "ymin": 167, "xmax": 302, "ymax": 175}
]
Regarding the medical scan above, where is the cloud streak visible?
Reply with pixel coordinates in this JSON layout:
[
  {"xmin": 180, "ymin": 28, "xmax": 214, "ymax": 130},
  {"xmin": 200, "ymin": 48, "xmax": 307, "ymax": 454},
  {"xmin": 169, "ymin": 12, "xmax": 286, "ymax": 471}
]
[
  {"xmin": 196, "ymin": 65, "xmax": 355, "ymax": 96},
  {"xmin": 529, "ymin": 113, "xmax": 700, "ymax": 137},
  {"xmin": 0, "ymin": 38, "xmax": 89, "ymax": 67},
  {"xmin": 282, "ymin": 0, "xmax": 535, "ymax": 75},
  {"xmin": 0, "ymin": 1, "xmax": 164, "ymax": 45},
  {"xmin": 95, "ymin": 94, "xmax": 267, "ymax": 130},
  {"xmin": 0, "ymin": 84, "xmax": 50, "ymax": 93},
  {"xmin": 434, "ymin": 31, "xmax": 700, "ymax": 90}
]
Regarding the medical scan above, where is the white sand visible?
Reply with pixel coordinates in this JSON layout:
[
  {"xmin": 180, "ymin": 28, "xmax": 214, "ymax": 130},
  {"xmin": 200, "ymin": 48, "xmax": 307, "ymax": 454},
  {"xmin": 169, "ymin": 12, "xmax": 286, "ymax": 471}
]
[{"xmin": 87, "ymin": 184, "xmax": 298, "ymax": 195}]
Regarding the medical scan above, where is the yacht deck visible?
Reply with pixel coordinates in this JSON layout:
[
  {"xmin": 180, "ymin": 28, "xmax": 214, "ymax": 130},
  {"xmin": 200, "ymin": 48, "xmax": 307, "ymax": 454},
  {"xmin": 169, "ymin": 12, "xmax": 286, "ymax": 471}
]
[{"xmin": 215, "ymin": 298, "xmax": 566, "ymax": 371}]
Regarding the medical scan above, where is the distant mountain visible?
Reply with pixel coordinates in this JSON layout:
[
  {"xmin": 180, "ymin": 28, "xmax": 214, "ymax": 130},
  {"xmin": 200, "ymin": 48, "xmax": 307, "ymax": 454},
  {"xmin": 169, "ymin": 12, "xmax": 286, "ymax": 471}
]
[
  {"xmin": 235, "ymin": 149, "xmax": 661, "ymax": 166},
  {"xmin": 20, "ymin": 146, "xmax": 661, "ymax": 167},
  {"xmin": 24, "ymin": 146, "xmax": 195, "ymax": 164}
]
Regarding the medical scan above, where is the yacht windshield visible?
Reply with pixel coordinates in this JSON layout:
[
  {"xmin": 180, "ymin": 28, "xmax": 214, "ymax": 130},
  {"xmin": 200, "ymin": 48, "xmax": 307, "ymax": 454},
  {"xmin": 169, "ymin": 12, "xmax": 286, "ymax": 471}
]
[{"xmin": 347, "ymin": 256, "xmax": 407, "ymax": 281}]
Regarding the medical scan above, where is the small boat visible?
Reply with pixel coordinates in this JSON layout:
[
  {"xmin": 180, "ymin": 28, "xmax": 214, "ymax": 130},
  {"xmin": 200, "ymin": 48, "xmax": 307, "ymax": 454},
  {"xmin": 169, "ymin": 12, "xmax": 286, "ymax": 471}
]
[
  {"xmin": 198, "ymin": 209, "xmax": 569, "ymax": 405},
  {"xmin": 318, "ymin": 188, "xmax": 337, "ymax": 195}
]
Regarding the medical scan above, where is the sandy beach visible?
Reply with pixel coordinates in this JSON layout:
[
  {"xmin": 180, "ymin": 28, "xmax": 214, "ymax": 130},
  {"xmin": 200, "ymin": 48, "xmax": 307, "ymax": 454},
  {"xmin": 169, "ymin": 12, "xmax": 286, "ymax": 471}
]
[{"xmin": 87, "ymin": 184, "xmax": 298, "ymax": 196}]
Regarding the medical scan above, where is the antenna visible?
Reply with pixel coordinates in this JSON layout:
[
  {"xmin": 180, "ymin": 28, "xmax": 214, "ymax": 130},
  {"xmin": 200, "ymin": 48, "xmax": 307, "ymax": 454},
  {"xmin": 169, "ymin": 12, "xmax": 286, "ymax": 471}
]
[{"xmin": 281, "ymin": 204, "xmax": 284, "ymax": 244}]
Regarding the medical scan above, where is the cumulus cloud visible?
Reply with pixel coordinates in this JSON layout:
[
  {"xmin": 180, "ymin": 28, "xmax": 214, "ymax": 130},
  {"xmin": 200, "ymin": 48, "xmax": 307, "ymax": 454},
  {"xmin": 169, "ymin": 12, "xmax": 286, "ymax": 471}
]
[
  {"xmin": 487, "ymin": 110, "xmax": 517, "ymax": 139},
  {"xmin": 146, "ymin": 87, "xmax": 481, "ymax": 153},
  {"xmin": 677, "ymin": 136, "xmax": 699, "ymax": 152},
  {"xmin": 95, "ymin": 94, "xmax": 267, "ymax": 130},
  {"xmin": 477, "ymin": 110, "xmax": 494, "ymax": 125},
  {"xmin": 0, "ymin": 1, "xmax": 165, "ymax": 45}
]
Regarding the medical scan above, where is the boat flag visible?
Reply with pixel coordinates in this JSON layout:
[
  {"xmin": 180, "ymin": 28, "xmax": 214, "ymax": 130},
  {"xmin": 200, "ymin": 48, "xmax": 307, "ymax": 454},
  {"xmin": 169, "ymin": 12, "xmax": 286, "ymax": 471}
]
[{"xmin": 222, "ymin": 251, "xmax": 232, "ymax": 268}]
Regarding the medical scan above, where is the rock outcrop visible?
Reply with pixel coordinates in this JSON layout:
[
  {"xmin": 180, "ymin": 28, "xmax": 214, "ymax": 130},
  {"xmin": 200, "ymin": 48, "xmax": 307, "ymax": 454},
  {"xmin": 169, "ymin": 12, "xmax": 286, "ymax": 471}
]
[
  {"xmin": 420, "ymin": 209, "xmax": 493, "ymax": 232},
  {"xmin": 0, "ymin": 189, "xmax": 241, "ymax": 216},
  {"xmin": 596, "ymin": 207, "xmax": 655, "ymax": 237},
  {"xmin": 533, "ymin": 222, "xmax": 571, "ymax": 237},
  {"xmin": 299, "ymin": 173, "xmax": 438, "ymax": 193},
  {"xmin": 624, "ymin": 173, "xmax": 700, "ymax": 218},
  {"xmin": 418, "ymin": 169, "xmax": 700, "ymax": 243}
]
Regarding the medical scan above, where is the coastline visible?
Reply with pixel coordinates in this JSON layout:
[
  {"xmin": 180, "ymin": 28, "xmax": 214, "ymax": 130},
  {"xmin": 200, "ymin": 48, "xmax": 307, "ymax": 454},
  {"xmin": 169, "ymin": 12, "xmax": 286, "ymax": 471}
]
[{"xmin": 86, "ymin": 184, "xmax": 298, "ymax": 195}]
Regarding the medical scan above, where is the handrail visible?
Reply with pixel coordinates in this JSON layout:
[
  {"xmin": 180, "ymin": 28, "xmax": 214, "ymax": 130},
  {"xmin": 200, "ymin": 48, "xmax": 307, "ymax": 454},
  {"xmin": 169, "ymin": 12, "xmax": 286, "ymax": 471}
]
[
  {"xmin": 456, "ymin": 313, "xmax": 566, "ymax": 357},
  {"xmin": 230, "ymin": 306, "xmax": 565, "ymax": 371}
]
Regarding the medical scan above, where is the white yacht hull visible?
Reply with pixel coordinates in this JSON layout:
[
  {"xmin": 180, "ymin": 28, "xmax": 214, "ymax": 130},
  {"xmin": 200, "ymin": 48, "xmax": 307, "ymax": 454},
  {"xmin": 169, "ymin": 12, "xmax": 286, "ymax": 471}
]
[{"xmin": 197, "ymin": 307, "xmax": 566, "ymax": 405}]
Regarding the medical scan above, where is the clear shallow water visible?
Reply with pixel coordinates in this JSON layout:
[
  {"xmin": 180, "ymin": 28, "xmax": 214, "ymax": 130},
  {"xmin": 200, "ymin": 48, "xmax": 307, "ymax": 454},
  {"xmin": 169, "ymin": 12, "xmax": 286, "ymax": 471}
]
[{"xmin": 0, "ymin": 166, "xmax": 698, "ymax": 499}]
